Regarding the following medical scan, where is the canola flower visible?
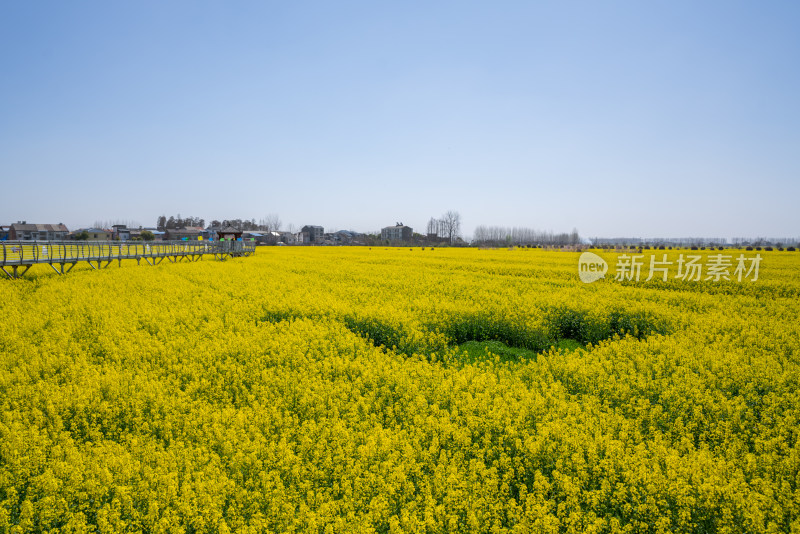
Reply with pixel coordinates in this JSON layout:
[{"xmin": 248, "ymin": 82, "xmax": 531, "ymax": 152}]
[{"xmin": 0, "ymin": 247, "xmax": 799, "ymax": 533}]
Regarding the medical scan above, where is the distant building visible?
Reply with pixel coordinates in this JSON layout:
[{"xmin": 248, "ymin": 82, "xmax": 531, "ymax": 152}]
[
  {"xmin": 381, "ymin": 223, "xmax": 413, "ymax": 242},
  {"xmin": 10, "ymin": 222, "xmax": 69, "ymax": 241},
  {"xmin": 301, "ymin": 225, "xmax": 324, "ymax": 244},
  {"xmin": 112, "ymin": 225, "xmax": 131, "ymax": 241},
  {"xmin": 278, "ymin": 231, "xmax": 297, "ymax": 245},
  {"xmin": 217, "ymin": 226, "xmax": 242, "ymax": 241},
  {"xmin": 130, "ymin": 228, "xmax": 165, "ymax": 241},
  {"xmin": 243, "ymin": 231, "xmax": 281, "ymax": 245},
  {"xmin": 332, "ymin": 230, "xmax": 361, "ymax": 245},
  {"xmin": 0, "ymin": 226, "xmax": 10, "ymax": 241},
  {"xmin": 75, "ymin": 228, "xmax": 112, "ymax": 241},
  {"xmin": 322, "ymin": 230, "xmax": 363, "ymax": 245},
  {"xmin": 166, "ymin": 226, "xmax": 205, "ymax": 240},
  {"xmin": 243, "ymin": 231, "xmax": 264, "ymax": 243}
]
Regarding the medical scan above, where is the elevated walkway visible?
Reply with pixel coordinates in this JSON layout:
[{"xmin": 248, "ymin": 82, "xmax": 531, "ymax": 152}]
[{"xmin": 1, "ymin": 240, "xmax": 255, "ymax": 278}]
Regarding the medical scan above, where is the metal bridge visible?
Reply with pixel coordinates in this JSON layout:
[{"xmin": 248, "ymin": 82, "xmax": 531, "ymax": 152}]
[{"xmin": 1, "ymin": 240, "xmax": 256, "ymax": 278}]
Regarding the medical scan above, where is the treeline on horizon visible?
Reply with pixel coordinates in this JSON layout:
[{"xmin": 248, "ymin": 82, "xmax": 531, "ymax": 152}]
[
  {"xmin": 472, "ymin": 225, "xmax": 581, "ymax": 247},
  {"xmin": 591, "ymin": 236, "xmax": 800, "ymax": 247}
]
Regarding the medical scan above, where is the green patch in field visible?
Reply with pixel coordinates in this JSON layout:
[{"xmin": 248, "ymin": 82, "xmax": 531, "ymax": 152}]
[
  {"xmin": 438, "ymin": 311, "xmax": 552, "ymax": 352},
  {"xmin": 457, "ymin": 338, "xmax": 584, "ymax": 364},
  {"xmin": 553, "ymin": 338, "xmax": 585, "ymax": 351},
  {"xmin": 545, "ymin": 306, "xmax": 669, "ymax": 345},
  {"xmin": 438, "ymin": 307, "xmax": 670, "ymax": 358}
]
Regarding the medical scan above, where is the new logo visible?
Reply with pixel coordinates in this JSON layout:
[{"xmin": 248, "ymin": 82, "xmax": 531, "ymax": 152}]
[{"xmin": 578, "ymin": 252, "xmax": 608, "ymax": 283}]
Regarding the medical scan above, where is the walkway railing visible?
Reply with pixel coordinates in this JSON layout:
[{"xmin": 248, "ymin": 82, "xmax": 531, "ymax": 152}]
[{"xmin": 1, "ymin": 240, "xmax": 256, "ymax": 278}]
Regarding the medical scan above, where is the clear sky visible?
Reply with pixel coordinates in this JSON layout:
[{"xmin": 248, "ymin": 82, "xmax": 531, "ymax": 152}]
[{"xmin": 1, "ymin": 1, "xmax": 798, "ymax": 239}]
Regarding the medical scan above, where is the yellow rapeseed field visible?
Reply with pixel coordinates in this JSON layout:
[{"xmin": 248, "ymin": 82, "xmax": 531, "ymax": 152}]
[{"xmin": 1, "ymin": 247, "xmax": 799, "ymax": 533}]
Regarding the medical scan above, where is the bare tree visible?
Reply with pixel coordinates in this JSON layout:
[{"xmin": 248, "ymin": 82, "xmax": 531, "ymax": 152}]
[
  {"xmin": 426, "ymin": 217, "xmax": 440, "ymax": 237},
  {"xmin": 440, "ymin": 210, "xmax": 461, "ymax": 245},
  {"xmin": 259, "ymin": 214, "xmax": 282, "ymax": 232},
  {"xmin": 570, "ymin": 227, "xmax": 580, "ymax": 245},
  {"xmin": 93, "ymin": 219, "xmax": 141, "ymax": 229}
]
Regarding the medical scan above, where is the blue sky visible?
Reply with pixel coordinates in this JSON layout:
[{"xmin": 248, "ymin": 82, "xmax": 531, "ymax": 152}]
[{"xmin": 1, "ymin": 1, "xmax": 798, "ymax": 239}]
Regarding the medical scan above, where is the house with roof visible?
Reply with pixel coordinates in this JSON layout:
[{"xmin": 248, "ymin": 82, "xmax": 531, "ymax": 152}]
[
  {"xmin": 73, "ymin": 228, "xmax": 112, "ymax": 240},
  {"xmin": 217, "ymin": 226, "xmax": 243, "ymax": 241},
  {"xmin": 277, "ymin": 231, "xmax": 297, "ymax": 245},
  {"xmin": 329, "ymin": 230, "xmax": 361, "ymax": 245},
  {"xmin": 9, "ymin": 222, "xmax": 70, "ymax": 241},
  {"xmin": 243, "ymin": 231, "xmax": 280, "ymax": 244},
  {"xmin": 129, "ymin": 228, "xmax": 164, "ymax": 241},
  {"xmin": 112, "ymin": 225, "xmax": 131, "ymax": 241},
  {"xmin": 165, "ymin": 226, "xmax": 206, "ymax": 240},
  {"xmin": 381, "ymin": 223, "xmax": 413, "ymax": 242},
  {"xmin": 301, "ymin": 225, "xmax": 324, "ymax": 244}
]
